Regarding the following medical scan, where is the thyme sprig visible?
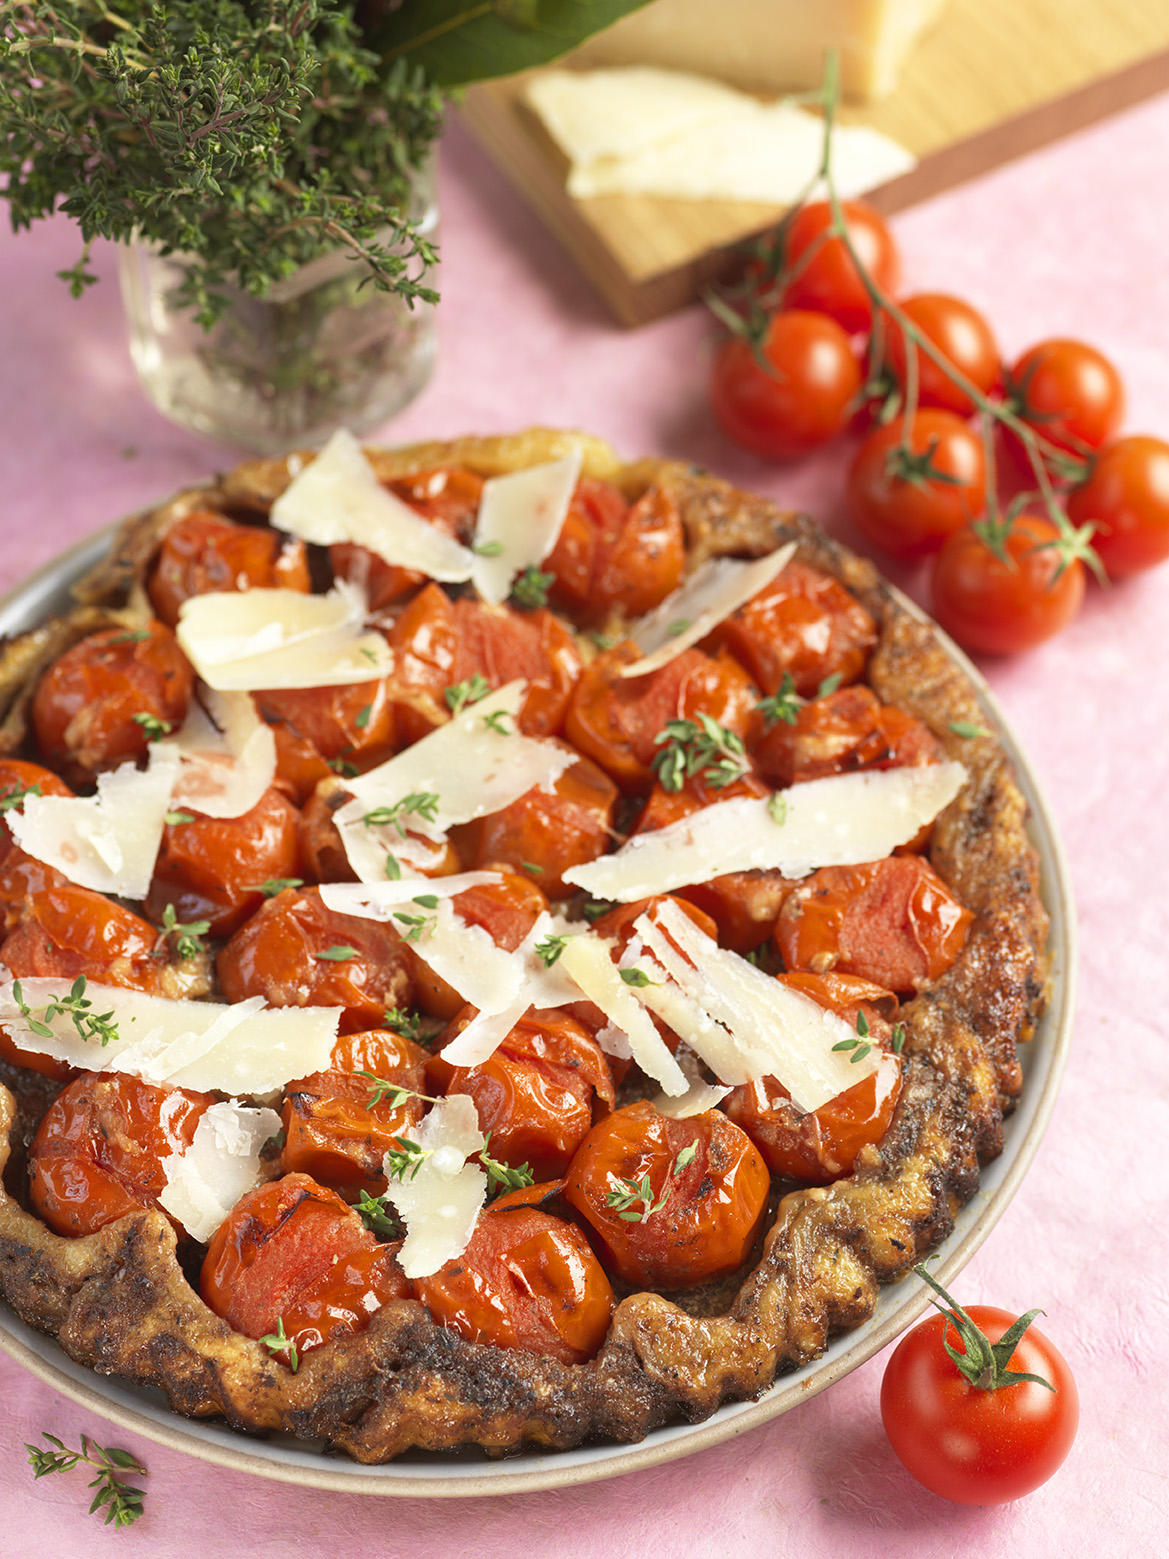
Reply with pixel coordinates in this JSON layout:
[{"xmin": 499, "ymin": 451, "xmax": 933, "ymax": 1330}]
[
  {"xmin": 651, "ymin": 714, "xmax": 749, "ymax": 793},
  {"xmin": 353, "ymin": 1188, "xmax": 403, "ymax": 1240},
  {"xmin": 605, "ymin": 1143, "xmax": 697, "ymax": 1223},
  {"xmin": 510, "ymin": 566, "xmax": 554, "ymax": 610},
  {"xmin": 444, "ymin": 673, "xmax": 491, "ymax": 716},
  {"xmin": 25, "ymin": 1432, "xmax": 147, "ymax": 1529},
  {"xmin": 259, "ymin": 1315, "xmax": 299, "ymax": 1372},
  {"xmin": 0, "ymin": 780, "xmax": 41, "ymax": 814},
  {"xmin": 355, "ymin": 1069, "xmax": 439, "ymax": 1110},
  {"xmin": 13, "ymin": 975, "xmax": 118, "ymax": 1047},
  {"xmin": 480, "ymin": 1133, "xmax": 535, "ymax": 1195},
  {"xmin": 153, "ymin": 902, "xmax": 210, "ymax": 961},
  {"xmin": 363, "ymin": 791, "xmax": 440, "ymax": 837}
]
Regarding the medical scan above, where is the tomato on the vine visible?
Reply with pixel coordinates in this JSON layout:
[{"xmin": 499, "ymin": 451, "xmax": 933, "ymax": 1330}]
[
  {"xmin": 930, "ymin": 514, "xmax": 1085, "ymax": 655},
  {"xmin": 846, "ymin": 410, "xmax": 987, "ymax": 559},
  {"xmin": 1007, "ymin": 338, "xmax": 1124, "ymax": 457},
  {"xmin": 776, "ymin": 199, "xmax": 899, "ymax": 335},
  {"xmin": 882, "ymin": 294, "xmax": 1000, "ymax": 418},
  {"xmin": 1067, "ymin": 434, "xmax": 1169, "ymax": 578},
  {"xmin": 710, "ymin": 310, "xmax": 861, "ymax": 460}
]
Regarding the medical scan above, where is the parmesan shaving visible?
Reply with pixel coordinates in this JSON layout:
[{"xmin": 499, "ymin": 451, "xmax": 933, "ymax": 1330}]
[
  {"xmin": 386, "ymin": 1095, "xmax": 487, "ymax": 1279},
  {"xmin": 165, "ymin": 688, "xmax": 276, "ymax": 818},
  {"xmin": 558, "ymin": 934, "xmax": 688, "ymax": 1096},
  {"xmin": 653, "ymin": 1079, "xmax": 731, "ymax": 1119},
  {"xmin": 159, "ymin": 1101, "xmax": 281, "ymax": 1242},
  {"xmin": 470, "ymin": 451, "xmax": 582, "ymax": 605}
]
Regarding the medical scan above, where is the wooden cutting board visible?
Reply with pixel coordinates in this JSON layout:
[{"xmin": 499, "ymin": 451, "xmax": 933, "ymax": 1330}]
[{"xmin": 459, "ymin": 0, "xmax": 1169, "ymax": 326}]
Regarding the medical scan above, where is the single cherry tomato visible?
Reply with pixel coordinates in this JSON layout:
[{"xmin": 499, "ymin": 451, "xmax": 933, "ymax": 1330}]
[
  {"xmin": 201, "ymin": 1173, "xmax": 411, "ymax": 1364},
  {"xmin": 330, "ymin": 467, "xmax": 483, "ymax": 609},
  {"xmin": 28, "ymin": 1072, "xmax": 213, "ymax": 1236},
  {"xmin": 408, "ymin": 871, "xmax": 548, "ymax": 1021},
  {"xmin": 847, "ymin": 411, "xmax": 988, "ymax": 560},
  {"xmin": 931, "ymin": 515, "xmax": 1085, "ymax": 656},
  {"xmin": 255, "ymin": 679, "xmax": 397, "ymax": 771},
  {"xmin": 711, "ymin": 311, "xmax": 861, "ymax": 460},
  {"xmin": 412, "ymin": 1205, "xmax": 614, "ymax": 1365},
  {"xmin": 752, "ymin": 684, "xmax": 942, "ymax": 789},
  {"xmin": 778, "ymin": 199, "xmax": 900, "ymax": 334},
  {"xmin": 881, "ymin": 1275, "xmax": 1078, "ymax": 1505},
  {"xmin": 282, "ymin": 1027, "xmax": 431, "ymax": 1195},
  {"xmin": 564, "ymin": 1102, "xmax": 769, "ymax": 1290},
  {"xmin": 0, "ymin": 846, "xmax": 71, "ymax": 939},
  {"xmin": 775, "ymin": 856, "xmax": 972, "ymax": 995},
  {"xmin": 0, "ymin": 758, "xmax": 72, "ymax": 863},
  {"xmin": 270, "ymin": 720, "xmax": 334, "ymax": 806},
  {"xmin": 144, "ymin": 785, "xmax": 302, "ymax": 937},
  {"xmin": 217, "ymin": 886, "xmax": 414, "ymax": 1029},
  {"xmin": 883, "ymin": 295, "xmax": 1000, "ymax": 418},
  {"xmin": 148, "ymin": 510, "xmax": 310, "ymax": 627},
  {"xmin": 31, "ymin": 621, "xmax": 194, "ymax": 786},
  {"xmin": 1007, "ymin": 338, "xmax": 1124, "ymax": 457},
  {"xmin": 1066, "ymin": 435, "xmax": 1169, "ymax": 579},
  {"xmin": 545, "ymin": 480, "xmax": 685, "ymax": 624}
]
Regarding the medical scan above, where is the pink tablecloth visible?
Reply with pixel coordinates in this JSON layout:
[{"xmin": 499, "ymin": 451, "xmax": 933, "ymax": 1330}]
[{"xmin": 3, "ymin": 91, "xmax": 1169, "ymax": 1557}]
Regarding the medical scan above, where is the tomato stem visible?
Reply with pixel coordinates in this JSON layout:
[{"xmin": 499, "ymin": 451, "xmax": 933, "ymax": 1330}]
[{"xmin": 914, "ymin": 1263, "xmax": 1057, "ymax": 1393}]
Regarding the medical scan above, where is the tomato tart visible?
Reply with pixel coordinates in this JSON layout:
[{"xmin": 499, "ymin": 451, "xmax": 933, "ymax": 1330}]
[{"xmin": 0, "ymin": 428, "xmax": 1048, "ymax": 1463}]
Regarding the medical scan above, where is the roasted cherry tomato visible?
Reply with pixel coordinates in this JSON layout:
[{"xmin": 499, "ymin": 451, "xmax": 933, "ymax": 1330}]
[
  {"xmin": 775, "ymin": 856, "xmax": 972, "ymax": 995},
  {"xmin": 587, "ymin": 893, "xmax": 719, "ymax": 957},
  {"xmin": 544, "ymin": 480, "xmax": 685, "ymax": 624},
  {"xmin": 256, "ymin": 678, "xmax": 397, "ymax": 772},
  {"xmin": 31, "ymin": 621, "xmax": 194, "ymax": 786},
  {"xmin": 429, "ymin": 1007, "xmax": 615, "ymax": 1180},
  {"xmin": 282, "ymin": 1027, "xmax": 431, "ymax": 1195},
  {"xmin": 724, "ymin": 971, "xmax": 902, "ymax": 1183},
  {"xmin": 711, "ymin": 310, "xmax": 861, "ymax": 460},
  {"xmin": 776, "ymin": 199, "xmax": 900, "ymax": 334},
  {"xmin": 201, "ymin": 1173, "xmax": 410, "ymax": 1364},
  {"xmin": 930, "ymin": 515, "xmax": 1085, "ymax": 656},
  {"xmin": 270, "ymin": 720, "xmax": 335, "ymax": 807},
  {"xmin": 330, "ymin": 466, "xmax": 484, "ymax": 608},
  {"xmin": 412, "ymin": 1205, "xmax": 613, "ymax": 1365},
  {"xmin": 28, "ymin": 1072, "xmax": 213, "ymax": 1236},
  {"xmin": 0, "ymin": 846, "xmax": 70, "ymax": 938},
  {"xmin": 1007, "ymin": 338, "xmax": 1124, "ymax": 457},
  {"xmin": 217, "ymin": 886, "xmax": 414, "ymax": 1029},
  {"xmin": 144, "ymin": 784, "xmax": 302, "ymax": 938},
  {"xmin": 564, "ymin": 1102, "xmax": 769, "ymax": 1290},
  {"xmin": 0, "ymin": 758, "xmax": 72, "ymax": 863},
  {"xmin": 565, "ymin": 642, "xmax": 758, "ymax": 795},
  {"xmin": 882, "ymin": 294, "xmax": 1000, "ymax": 418},
  {"xmin": 408, "ymin": 871, "xmax": 548, "ymax": 1021},
  {"xmin": 148, "ymin": 510, "xmax": 310, "ymax": 627},
  {"xmin": 703, "ymin": 559, "xmax": 876, "ymax": 697},
  {"xmin": 846, "ymin": 411, "xmax": 988, "ymax": 560},
  {"xmin": 1066, "ymin": 435, "xmax": 1169, "ymax": 579},
  {"xmin": 752, "ymin": 684, "xmax": 942, "ymax": 789}
]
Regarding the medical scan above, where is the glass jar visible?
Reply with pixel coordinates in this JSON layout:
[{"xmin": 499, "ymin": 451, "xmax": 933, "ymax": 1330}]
[{"xmin": 117, "ymin": 162, "xmax": 438, "ymax": 454}]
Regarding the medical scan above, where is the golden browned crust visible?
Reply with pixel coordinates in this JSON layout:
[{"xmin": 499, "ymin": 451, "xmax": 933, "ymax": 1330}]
[{"xmin": 0, "ymin": 431, "xmax": 1049, "ymax": 1462}]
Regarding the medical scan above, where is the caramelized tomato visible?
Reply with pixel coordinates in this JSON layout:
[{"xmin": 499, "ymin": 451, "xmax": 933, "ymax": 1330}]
[
  {"xmin": 703, "ymin": 560, "xmax": 876, "ymax": 697},
  {"xmin": 28, "ymin": 1072, "xmax": 213, "ymax": 1236},
  {"xmin": 752, "ymin": 685, "xmax": 943, "ymax": 788},
  {"xmin": 330, "ymin": 467, "xmax": 484, "ymax": 609},
  {"xmin": 31, "ymin": 621, "xmax": 194, "ymax": 786},
  {"xmin": 408, "ymin": 871, "xmax": 547, "ymax": 1021},
  {"xmin": 217, "ymin": 886, "xmax": 413, "ymax": 1028},
  {"xmin": 775, "ymin": 856, "xmax": 972, "ymax": 994},
  {"xmin": 147, "ymin": 511, "xmax": 310, "ymax": 627},
  {"xmin": 256, "ymin": 679, "xmax": 397, "ymax": 771},
  {"xmin": 270, "ymin": 721, "xmax": 334, "ymax": 806},
  {"xmin": 0, "ymin": 846, "xmax": 70, "ymax": 937},
  {"xmin": 565, "ymin": 643, "xmax": 758, "ymax": 794},
  {"xmin": 564, "ymin": 1102, "xmax": 769, "ymax": 1289},
  {"xmin": 429, "ymin": 1008, "xmax": 615, "ymax": 1180},
  {"xmin": 201, "ymin": 1173, "xmax": 410, "ymax": 1363},
  {"xmin": 144, "ymin": 785, "xmax": 301, "ymax": 937},
  {"xmin": 0, "ymin": 759, "xmax": 72, "ymax": 862},
  {"xmin": 412, "ymin": 1205, "xmax": 613, "ymax": 1365},
  {"xmin": 282, "ymin": 1027, "xmax": 431, "ymax": 1194},
  {"xmin": 544, "ymin": 480, "xmax": 685, "ymax": 623}
]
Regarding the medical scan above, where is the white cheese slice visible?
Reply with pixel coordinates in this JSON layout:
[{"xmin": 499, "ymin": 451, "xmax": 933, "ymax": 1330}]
[
  {"xmin": 269, "ymin": 428, "xmax": 475, "ymax": 583},
  {"xmin": 564, "ymin": 762, "xmax": 966, "ymax": 900},
  {"xmin": 631, "ymin": 901, "xmax": 875, "ymax": 1111},
  {"xmin": 470, "ymin": 450, "xmax": 583, "ymax": 605},
  {"xmin": 158, "ymin": 1100, "xmax": 281, "ymax": 1242},
  {"xmin": 164, "ymin": 688, "xmax": 276, "ymax": 819},
  {"xmin": 386, "ymin": 1094, "xmax": 488, "ymax": 1279},
  {"xmin": 619, "ymin": 543, "xmax": 797, "ymax": 678},
  {"xmin": 557, "ymin": 934, "xmax": 688, "ymax": 1096},
  {"xmin": 653, "ymin": 1079, "xmax": 731, "ymax": 1118},
  {"xmin": 176, "ymin": 580, "xmax": 392, "ymax": 691},
  {"xmin": 8, "ymin": 745, "xmax": 180, "ymax": 899},
  {"xmin": 0, "ymin": 980, "xmax": 339, "ymax": 1096}
]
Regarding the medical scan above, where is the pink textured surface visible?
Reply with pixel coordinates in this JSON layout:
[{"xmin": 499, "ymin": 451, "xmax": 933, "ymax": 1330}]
[{"xmin": 2, "ymin": 92, "xmax": 1169, "ymax": 1555}]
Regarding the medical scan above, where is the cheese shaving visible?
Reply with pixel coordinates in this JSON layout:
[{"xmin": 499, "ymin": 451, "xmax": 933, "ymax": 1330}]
[
  {"xmin": 558, "ymin": 934, "xmax": 688, "ymax": 1096},
  {"xmin": 158, "ymin": 1101, "xmax": 281, "ymax": 1242},
  {"xmin": 164, "ymin": 688, "xmax": 276, "ymax": 818},
  {"xmin": 652, "ymin": 1079, "xmax": 731, "ymax": 1119},
  {"xmin": 386, "ymin": 1095, "xmax": 487, "ymax": 1279},
  {"xmin": 470, "ymin": 451, "xmax": 583, "ymax": 605}
]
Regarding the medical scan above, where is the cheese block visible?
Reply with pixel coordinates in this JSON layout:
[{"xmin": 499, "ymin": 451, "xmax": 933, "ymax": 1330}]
[
  {"xmin": 386, "ymin": 1095, "xmax": 488, "ymax": 1280},
  {"xmin": 471, "ymin": 451, "xmax": 583, "ymax": 606},
  {"xmin": 159, "ymin": 1101, "xmax": 282, "ymax": 1242}
]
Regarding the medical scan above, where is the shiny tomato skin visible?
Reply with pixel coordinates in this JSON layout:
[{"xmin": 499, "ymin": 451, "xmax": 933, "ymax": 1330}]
[
  {"xmin": 884, "ymin": 295, "xmax": 1000, "ymax": 418},
  {"xmin": 779, "ymin": 200, "xmax": 900, "ymax": 334},
  {"xmin": 752, "ymin": 684, "xmax": 943, "ymax": 789},
  {"xmin": 564, "ymin": 1102, "xmax": 769, "ymax": 1290},
  {"xmin": 1066, "ymin": 435, "xmax": 1169, "ymax": 579},
  {"xmin": 711, "ymin": 311, "xmax": 861, "ymax": 460},
  {"xmin": 545, "ymin": 480, "xmax": 685, "ymax": 624},
  {"xmin": 28, "ymin": 1072, "xmax": 212, "ymax": 1236},
  {"xmin": 847, "ymin": 411, "xmax": 987, "ymax": 560},
  {"xmin": 0, "ymin": 759, "xmax": 72, "ymax": 863},
  {"xmin": 31, "ymin": 621, "xmax": 194, "ymax": 786},
  {"xmin": 1009, "ymin": 338, "xmax": 1124, "ymax": 457},
  {"xmin": 270, "ymin": 720, "xmax": 334, "ymax": 807},
  {"xmin": 881, "ymin": 1305, "xmax": 1079, "ymax": 1504},
  {"xmin": 0, "ymin": 846, "xmax": 71, "ymax": 940},
  {"xmin": 408, "ymin": 871, "xmax": 547, "ymax": 1020},
  {"xmin": 201, "ymin": 1173, "xmax": 411, "ymax": 1364},
  {"xmin": 148, "ymin": 510, "xmax": 310, "ymax": 627},
  {"xmin": 931, "ymin": 516, "xmax": 1085, "ymax": 656},
  {"xmin": 256, "ymin": 679, "xmax": 397, "ymax": 771},
  {"xmin": 144, "ymin": 785, "xmax": 302, "ymax": 937},
  {"xmin": 412, "ymin": 1206, "xmax": 613, "ymax": 1365},
  {"xmin": 330, "ymin": 467, "xmax": 483, "ymax": 608}
]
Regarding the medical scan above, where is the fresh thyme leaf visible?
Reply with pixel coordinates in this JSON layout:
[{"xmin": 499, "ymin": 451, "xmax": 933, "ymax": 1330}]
[
  {"xmin": 25, "ymin": 1431, "xmax": 147, "ymax": 1528},
  {"xmin": 666, "ymin": 618, "xmax": 691, "ymax": 637},
  {"xmin": 355, "ymin": 1069, "xmax": 432, "ymax": 1110},
  {"xmin": 619, "ymin": 967, "xmax": 657, "ymax": 988},
  {"xmin": 756, "ymin": 672, "xmax": 804, "ymax": 729},
  {"xmin": 949, "ymin": 720, "xmax": 991, "ymax": 739},
  {"xmin": 165, "ymin": 810, "xmax": 196, "ymax": 826},
  {"xmin": 383, "ymin": 1138, "xmax": 430, "ymax": 1180},
  {"xmin": 153, "ymin": 902, "xmax": 211, "ymax": 961},
  {"xmin": 384, "ymin": 1006, "xmax": 425, "ymax": 1041},
  {"xmin": 107, "ymin": 628, "xmax": 151, "ymax": 644},
  {"xmin": 891, "ymin": 1023, "xmax": 907, "ymax": 1055},
  {"xmin": 13, "ymin": 975, "xmax": 118, "ymax": 1047},
  {"xmin": 673, "ymin": 1142, "xmax": 697, "ymax": 1174},
  {"xmin": 354, "ymin": 702, "xmax": 372, "ymax": 730},
  {"xmin": 259, "ymin": 1316, "xmax": 298, "ymax": 1373},
  {"xmin": 479, "ymin": 1133, "xmax": 535, "ymax": 1196},
  {"xmin": 481, "ymin": 709, "xmax": 512, "ymax": 736},
  {"xmin": 850, "ymin": 1042, "xmax": 872, "ymax": 1063},
  {"xmin": 313, "ymin": 944, "xmax": 358, "ymax": 961},
  {"xmin": 856, "ymin": 1011, "xmax": 870, "ymax": 1038},
  {"xmin": 412, "ymin": 893, "xmax": 440, "ymax": 909},
  {"xmin": 249, "ymin": 877, "xmax": 304, "ymax": 897},
  {"xmin": 353, "ymin": 1188, "xmax": 402, "ymax": 1240},
  {"xmin": 605, "ymin": 1170, "xmax": 669, "ymax": 1222},
  {"xmin": 832, "ymin": 1036, "xmax": 859, "ymax": 1052},
  {"xmin": 384, "ymin": 853, "xmax": 402, "ymax": 880},
  {"xmin": 131, "ymin": 711, "xmax": 173, "ymax": 739},
  {"xmin": 581, "ymin": 899, "xmax": 614, "ymax": 923},
  {"xmin": 0, "ymin": 780, "xmax": 41, "ymax": 815},
  {"xmin": 510, "ymin": 565, "xmax": 554, "ymax": 610},
  {"xmin": 329, "ymin": 757, "xmax": 360, "ymax": 779},
  {"xmin": 393, "ymin": 910, "xmax": 436, "ymax": 943},
  {"xmin": 444, "ymin": 672, "xmax": 491, "ymax": 715},
  {"xmin": 816, "ymin": 672, "xmax": 844, "ymax": 698},
  {"xmin": 767, "ymin": 791, "xmax": 787, "ymax": 825},
  {"xmin": 520, "ymin": 860, "xmax": 544, "ymax": 876},
  {"xmin": 362, "ymin": 791, "xmax": 440, "ymax": 837},
  {"xmin": 589, "ymin": 631, "xmax": 619, "ymax": 651},
  {"xmin": 650, "ymin": 715, "xmax": 748, "ymax": 793},
  {"xmin": 534, "ymin": 933, "xmax": 570, "ymax": 967},
  {"xmin": 472, "ymin": 540, "xmax": 504, "ymax": 557}
]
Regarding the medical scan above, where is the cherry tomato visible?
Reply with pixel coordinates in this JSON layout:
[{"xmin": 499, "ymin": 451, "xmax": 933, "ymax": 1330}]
[
  {"xmin": 883, "ymin": 295, "xmax": 1000, "ymax": 418},
  {"xmin": 778, "ymin": 199, "xmax": 900, "ymax": 334},
  {"xmin": 881, "ymin": 1301, "xmax": 1079, "ymax": 1504},
  {"xmin": 148, "ymin": 511, "xmax": 310, "ymax": 627},
  {"xmin": 0, "ymin": 759, "xmax": 72, "ymax": 863},
  {"xmin": 201, "ymin": 1173, "xmax": 411, "ymax": 1364},
  {"xmin": 28, "ymin": 1072, "xmax": 212, "ymax": 1236},
  {"xmin": 847, "ymin": 411, "xmax": 988, "ymax": 560},
  {"xmin": 1066, "ymin": 435, "xmax": 1169, "ymax": 579},
  {"xmin": 544, "ymin": 480, "xmax": 685, "ymax": 624},
  {"xmin": 330, "ymin": 467, "xmax": 483, "ymax": 609},
  {"xmin": 256, "ymin": 678, "xmax": 397, "ymax": 771},
  {"xmin": 408, "ymin": 870, "xmax": 547, "ymax": 1020},
  {"xmin": 775, "ymin": 856, "xmax": 972, "ymax": 995},
  {"xmin": 1007, "ymin": 338, "xmax": 1124, "ymax": 457},
  {"xmin": 31, "ymin": 621, "xmax": 194, "ymax": 786},
  {"xmin": 564, "ymin": 1102, "xmax": 769, "ymax": 1290},
  {"xmin": 931, "ymin": 515, "xmax": 1085, "ymax": 656},
  {"xmin": 0, "ymin": 846, "xmax": 70, "ymax": 939},
  {"xmin": 270, "ymin": 720, "xmax": 334, "ymax": 807},
  {"xmin": 752, "ymin": 684, "xmax": 942, "ymax": 789},
  {"xmin": 412, "ymin": 1205, "xmax": 613, "ymax": 1365},
  {"xmin": 711, "ymin": 311, "xmax": 861, "ymax": 460}
]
